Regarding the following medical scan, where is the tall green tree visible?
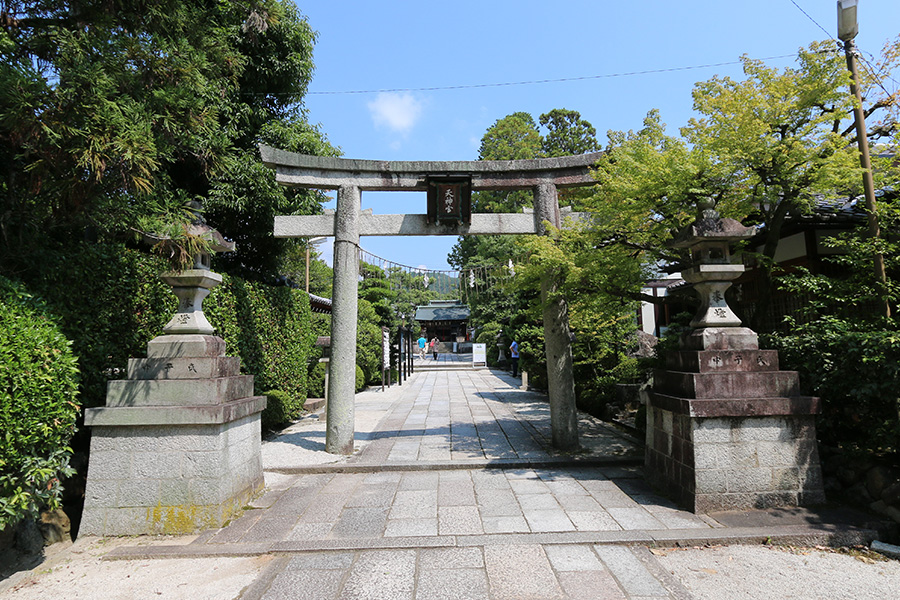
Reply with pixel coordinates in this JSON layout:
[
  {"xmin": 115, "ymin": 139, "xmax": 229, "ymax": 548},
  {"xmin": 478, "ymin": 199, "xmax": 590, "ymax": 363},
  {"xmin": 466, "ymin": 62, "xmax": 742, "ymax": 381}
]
[
  {"xmin": 685, "ymin": 45, "xmax": 859, "ymax": 261},
  {"xmin": 539, "ymin": 108, "xmax": 600, "ymax": 157},
  {"xmin": 0, "ymin": 0, "xmax": 335, "ymax": 278},
  {"xmin": 449, "ymin": 108, "xmax": 604, "ymax": 395}
]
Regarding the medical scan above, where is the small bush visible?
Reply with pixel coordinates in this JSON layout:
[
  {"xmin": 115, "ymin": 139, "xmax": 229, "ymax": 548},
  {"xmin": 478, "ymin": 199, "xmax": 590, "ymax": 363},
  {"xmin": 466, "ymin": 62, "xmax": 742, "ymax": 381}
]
[
  {"xmin": 205, "ymin": 276, "xmax": 314, "ymax": 406},
  {"xmin": 260, "ymin": 389, "xmax": 302, "ymax": 429},
  {"xmin": 0, "ymin": 277, "xmax": 79, "ymax": 530},
  {"xmin": 307, "ymin": 361, "xmax": 327, "ymax": 398},
  {"xmin": 356, "ymin": 299, "xmax": 383, "ymax": 384},
  {"xmin": 764, "ymin": 318, "xmax": 900, "ymax": 453},
  {"xmin": 355, "ymin": 365, "xmax": 366, "ymax": 392}
]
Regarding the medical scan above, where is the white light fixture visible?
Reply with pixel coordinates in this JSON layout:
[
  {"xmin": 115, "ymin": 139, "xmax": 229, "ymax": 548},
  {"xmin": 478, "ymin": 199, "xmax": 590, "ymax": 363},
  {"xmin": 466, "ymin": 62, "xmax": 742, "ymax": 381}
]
[{"xmin": 837, "ymin": 0, "xmax": 858, "ymax": 41}]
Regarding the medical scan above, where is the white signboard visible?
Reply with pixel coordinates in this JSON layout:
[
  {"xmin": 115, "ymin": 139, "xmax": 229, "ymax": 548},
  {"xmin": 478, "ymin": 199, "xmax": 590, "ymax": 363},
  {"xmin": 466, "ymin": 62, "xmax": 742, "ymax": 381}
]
[
  {"xmin": 472, "ymin": 343, "xmax": 487, "ymax": 368},
  {"xmin": 382, "ymin": 327, "xmax": 390, "ymax": 369}
]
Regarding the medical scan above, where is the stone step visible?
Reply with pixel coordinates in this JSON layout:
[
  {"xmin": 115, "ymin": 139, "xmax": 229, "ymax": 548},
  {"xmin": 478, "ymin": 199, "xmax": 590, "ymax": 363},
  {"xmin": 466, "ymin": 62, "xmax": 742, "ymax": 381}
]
[
  {"xmin": 128, "ymin": 356, "xmax": 241, "ymax": 380},
  {"xmin": 304, "ymin": 398, "xmax": 326, "ymax": 412},
  {"xmin": 665, "ymin": 349, "xmax": 780, "ymax": 373},
  {"xmin": 653, "ymin": 369, "xmax": 800, "ymax": 399},
  {"xmin": 106, "ymin": 375, "xmax": 255, "ymax": 407},
  {"xmin": 414, "ymin": 363, "xmax": 478, "ymax": 372},
  {"xmin": 648, "ymin": 391, "xmax": 820, "ymax": 417}
]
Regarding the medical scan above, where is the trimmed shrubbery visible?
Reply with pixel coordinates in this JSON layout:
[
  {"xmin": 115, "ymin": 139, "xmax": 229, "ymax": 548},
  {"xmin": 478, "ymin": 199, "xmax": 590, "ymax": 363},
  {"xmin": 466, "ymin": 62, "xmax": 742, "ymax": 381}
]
[
  {"xmin": 205, "ymin": 274, "xmax": 314, "ymax": 414},
  {"xmin": 764, "ymin": 319, "xmax": 900, "ymax": 454},
  {"xmin": 307, "ymin": 361, "xmax": 327, "ymax": 399},
  {"xmin": 26, "ymin": 242, "xmax": 314, "ymax": 413},
  {"xmin": 0, "ymin": 277, "xmax": 80, "ymax": 530},
  {"xmin": 260, "ymin": 390, "xmax": 300, "ymax": 429},
  {"xmin": 356, "ymin": 299, "xmax": 384, "ymax": 385},
  {"xmin": 355, "ymin": 365, "xmax": 366, "ymax": 393}
]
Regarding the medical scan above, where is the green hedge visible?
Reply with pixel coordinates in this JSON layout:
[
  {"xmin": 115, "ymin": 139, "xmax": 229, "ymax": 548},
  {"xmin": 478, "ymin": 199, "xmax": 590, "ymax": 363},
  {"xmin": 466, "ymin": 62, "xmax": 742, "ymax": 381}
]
[
  {"xmin": 205, "ymin": 275, "xmax": 314, "ymax": 413},
  {"xmin": 308, "ymin": 361, "xmax": 327, "ymax": 399},
  {"xmin": 30, "ymin": 243, "xmax": 174, "ymax": 410},
  {"xmin": 356, "ymin": 299, "xmax": 383, "ymax": 385},
  {"xmin": 355, "ymin": 365, "xmax": 366, "ymax": 393},
  {"xmin": 25, "ymin": 242, "xmax": 314, "ymax": 416},
  {"xmin": 0, "ymin": 277, "xmax": 79, "ymax": 530},
  {"xmin": 764, "ymin": 320, "xmax": 900, "ymax": 453}
]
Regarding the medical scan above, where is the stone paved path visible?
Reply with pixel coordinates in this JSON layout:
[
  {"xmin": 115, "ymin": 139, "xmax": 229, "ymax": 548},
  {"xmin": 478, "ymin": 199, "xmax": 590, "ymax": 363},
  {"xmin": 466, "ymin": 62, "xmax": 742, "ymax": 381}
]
[{"xmin": 103, "ymin": 365, "xmax": 881, "ymax": 600}]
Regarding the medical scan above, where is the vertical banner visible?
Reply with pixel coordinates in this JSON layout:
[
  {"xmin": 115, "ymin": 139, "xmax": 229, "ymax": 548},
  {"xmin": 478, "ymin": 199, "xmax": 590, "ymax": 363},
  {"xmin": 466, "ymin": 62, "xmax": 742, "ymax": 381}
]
[{"xmin": 382, "ymin": 327, "xmax": 390, "ymax": 390}]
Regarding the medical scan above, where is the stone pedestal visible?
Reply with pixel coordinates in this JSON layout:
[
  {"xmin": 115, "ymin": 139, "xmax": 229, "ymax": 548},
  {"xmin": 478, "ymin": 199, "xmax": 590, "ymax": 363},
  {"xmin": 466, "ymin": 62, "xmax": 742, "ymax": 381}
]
[
  {"xmin": 646, "ymin": 328, "xmax": 826, "ymax": 512},
  {"xmin": 80, "ymin": 335, "xmax": 265, "ymax": 535}
]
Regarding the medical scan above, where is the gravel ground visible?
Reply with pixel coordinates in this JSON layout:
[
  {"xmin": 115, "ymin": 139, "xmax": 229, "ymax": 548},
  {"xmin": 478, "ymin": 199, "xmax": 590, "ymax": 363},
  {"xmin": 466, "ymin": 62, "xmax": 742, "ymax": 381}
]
[
  {"xmin": 0, "ymin": 536, "xmax": 270, "ymax": 600},
  {"xmin": 656, "ymin": 544, "xmax": 900, "ymax": 600}
]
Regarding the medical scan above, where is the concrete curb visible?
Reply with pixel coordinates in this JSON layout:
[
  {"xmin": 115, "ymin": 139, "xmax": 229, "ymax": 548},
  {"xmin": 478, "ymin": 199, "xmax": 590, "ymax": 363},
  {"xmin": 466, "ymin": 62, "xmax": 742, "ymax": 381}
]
[
  {"xmin": 102, "ymin": 523, "xmax": 880, "ymax": 561},
  {"xmin": 264, "ymin": 456, "xmax": 645, "ymax": 475}
]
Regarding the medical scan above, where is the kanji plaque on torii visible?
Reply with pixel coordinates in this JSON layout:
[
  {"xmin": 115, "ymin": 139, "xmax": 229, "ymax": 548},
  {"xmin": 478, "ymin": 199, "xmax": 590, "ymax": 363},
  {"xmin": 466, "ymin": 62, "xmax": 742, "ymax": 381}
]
[
  {"xmin": 261, "ymin": 145, "xmax": 601, "ymax": 455},
  {"xmin": 426, "ymin": 176, "xmax": 471, "ymax": 225}
]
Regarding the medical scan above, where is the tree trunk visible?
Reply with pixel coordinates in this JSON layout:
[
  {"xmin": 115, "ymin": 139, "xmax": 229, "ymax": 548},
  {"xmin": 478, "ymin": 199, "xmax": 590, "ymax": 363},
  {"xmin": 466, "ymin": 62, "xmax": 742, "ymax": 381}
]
[{"xmin": 747, "ymin": 200, "xmax": 793, "ymax": 332}]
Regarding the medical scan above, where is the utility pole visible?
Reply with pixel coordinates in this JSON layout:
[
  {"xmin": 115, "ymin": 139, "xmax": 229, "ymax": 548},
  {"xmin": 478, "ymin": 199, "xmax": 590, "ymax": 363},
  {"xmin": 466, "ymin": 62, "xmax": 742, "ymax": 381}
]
[{"xmin": 838, "ymin": 0, "xmax": 890, "ymax": 319}]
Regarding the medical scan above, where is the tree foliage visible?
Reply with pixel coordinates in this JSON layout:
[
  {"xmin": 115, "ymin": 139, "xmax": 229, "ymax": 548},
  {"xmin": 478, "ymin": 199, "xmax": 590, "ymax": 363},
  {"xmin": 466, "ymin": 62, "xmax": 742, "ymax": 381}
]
[
  {"xmin": 0, "ymin": 0, "xmax": 336, "ymax": 277},
  {"xmin": 685, "ymin": 46, "xmax": 859, "ymax": 264}
]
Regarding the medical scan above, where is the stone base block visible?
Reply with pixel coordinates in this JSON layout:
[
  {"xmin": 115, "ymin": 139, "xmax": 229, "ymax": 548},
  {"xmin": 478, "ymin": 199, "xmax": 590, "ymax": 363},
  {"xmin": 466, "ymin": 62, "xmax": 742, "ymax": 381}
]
[
  {"xmin": 645, "ymin": 403, "xmax": 826, "ymax": 513},
  {"xmin": 680, "ymin": 327, "xmax": 759, "ymax": 351},
  {"xmin": 147, "ymin": 335, "xmax": 226, "ymax": 359},
  {"xmin": 80, "ymin": 413, "xmax": 263, "ymax": 536}
]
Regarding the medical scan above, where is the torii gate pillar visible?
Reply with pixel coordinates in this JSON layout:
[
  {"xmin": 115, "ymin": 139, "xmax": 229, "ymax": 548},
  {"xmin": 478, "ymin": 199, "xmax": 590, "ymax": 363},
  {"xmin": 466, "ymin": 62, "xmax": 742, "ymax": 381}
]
[
  {"xmin": 327, "ymin": 184, "xmax": 361, "ymax": 454},
  {"xmin": 534, "ymin": 183, "xmax": 579, "ymax": 451}
]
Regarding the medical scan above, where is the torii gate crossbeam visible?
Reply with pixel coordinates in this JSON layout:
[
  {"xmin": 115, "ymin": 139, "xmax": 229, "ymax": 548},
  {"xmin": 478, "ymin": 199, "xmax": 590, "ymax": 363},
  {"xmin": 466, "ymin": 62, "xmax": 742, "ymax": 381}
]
[{"xmin": 261, "ymin": 145, "xmax": 601, "ymax": 455}]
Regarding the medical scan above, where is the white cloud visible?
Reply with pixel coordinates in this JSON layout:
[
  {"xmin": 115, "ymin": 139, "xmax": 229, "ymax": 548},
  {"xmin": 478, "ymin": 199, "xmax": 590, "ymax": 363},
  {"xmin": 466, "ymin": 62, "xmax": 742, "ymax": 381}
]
[{"xmin": 367, "ymin": 92, "xmax": 423, "ymax": 134}]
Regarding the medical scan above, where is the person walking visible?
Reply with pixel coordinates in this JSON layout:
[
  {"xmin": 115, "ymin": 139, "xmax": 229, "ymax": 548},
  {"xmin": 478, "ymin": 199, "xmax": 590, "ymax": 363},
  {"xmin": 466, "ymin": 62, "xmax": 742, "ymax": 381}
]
[
  {"xmin": 417, "ymin": 334, "xmax": 427, "ymax": 360},
  {"xmin": 430, "ymin": 336, "xmax": 439, "ymax": 361},
  {"xmin": 509, "ymin": 338, "xmax": 519, "ymax": 377}
]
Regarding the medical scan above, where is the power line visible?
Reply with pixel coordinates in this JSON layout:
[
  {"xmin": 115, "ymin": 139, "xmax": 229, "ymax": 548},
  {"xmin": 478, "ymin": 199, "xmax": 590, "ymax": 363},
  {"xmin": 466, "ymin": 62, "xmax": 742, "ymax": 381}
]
[
  {"xmin": 788, "ymin": 0, "xmax": 832, "ymax": 40},
  {"xmin": 306, "ymin": 56, "xmax": 797, "ymax": 96},
  {"xmin": 787, "ymin": 0, "xmax": 898, "ymax": 95}
]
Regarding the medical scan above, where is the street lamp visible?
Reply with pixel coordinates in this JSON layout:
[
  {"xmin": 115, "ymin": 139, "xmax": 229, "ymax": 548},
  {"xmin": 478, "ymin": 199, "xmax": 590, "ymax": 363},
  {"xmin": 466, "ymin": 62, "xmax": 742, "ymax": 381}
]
[
  {"xmin": 837, "ymin": 0, "xmax": 890, "ymax": 318},
  {"xmin": 837, "ymin": 0, "xmax": 858, "ymax": 41}
]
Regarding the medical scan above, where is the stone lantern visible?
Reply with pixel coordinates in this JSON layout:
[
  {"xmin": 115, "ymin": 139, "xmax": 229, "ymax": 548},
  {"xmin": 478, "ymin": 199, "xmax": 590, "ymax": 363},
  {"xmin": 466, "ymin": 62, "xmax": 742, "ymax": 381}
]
[
  {"xmin": 670, "ymin": 199, "xmax": 753, "ymax": 331},
  {"xmin": 160, "ymin": 218, "xmax": 234, "ymax": 336},
  {"xmin": 667, "ymin": 199, "xmax": 760, "ymax": 352},
  {"xmin": 81, "ymin": 209, "xmax": 266, "ymax": 536},
  {"xmin": 645, "ymin": 199, "xmax": 825, "ymax": 513}
]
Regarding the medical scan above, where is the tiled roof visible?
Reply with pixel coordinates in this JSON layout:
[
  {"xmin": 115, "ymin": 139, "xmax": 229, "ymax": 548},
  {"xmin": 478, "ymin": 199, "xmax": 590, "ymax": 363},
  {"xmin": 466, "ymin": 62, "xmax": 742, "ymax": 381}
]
[
  {"xmin": 309, "ymin": 293, "xmax": 332, "ymax": 314},
  {"xmin": 415, "ymin": 301, "xmax": 470, "ymax": 322}
]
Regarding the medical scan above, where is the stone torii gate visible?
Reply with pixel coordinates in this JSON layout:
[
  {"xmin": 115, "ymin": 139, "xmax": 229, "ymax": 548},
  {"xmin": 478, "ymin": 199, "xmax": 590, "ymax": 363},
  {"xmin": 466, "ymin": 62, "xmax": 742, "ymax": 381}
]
[{"xmin": 260, "ymin": 145, "xmax": 602, "ymax": 455}]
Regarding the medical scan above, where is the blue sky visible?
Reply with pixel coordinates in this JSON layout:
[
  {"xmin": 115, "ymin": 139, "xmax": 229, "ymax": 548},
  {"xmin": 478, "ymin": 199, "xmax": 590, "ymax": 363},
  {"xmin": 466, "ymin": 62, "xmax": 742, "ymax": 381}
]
[{"xmin": 292, "ymin": 0, "xmax": 899, "ymax": 272}]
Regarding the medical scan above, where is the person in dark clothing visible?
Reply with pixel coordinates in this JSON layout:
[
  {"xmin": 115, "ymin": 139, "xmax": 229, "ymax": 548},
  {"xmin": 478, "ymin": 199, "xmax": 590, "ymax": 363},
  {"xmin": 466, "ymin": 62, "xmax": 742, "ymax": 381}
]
[{"xmin": 509, "ymin": 339, "xmax": 519, "ymax": 377}]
